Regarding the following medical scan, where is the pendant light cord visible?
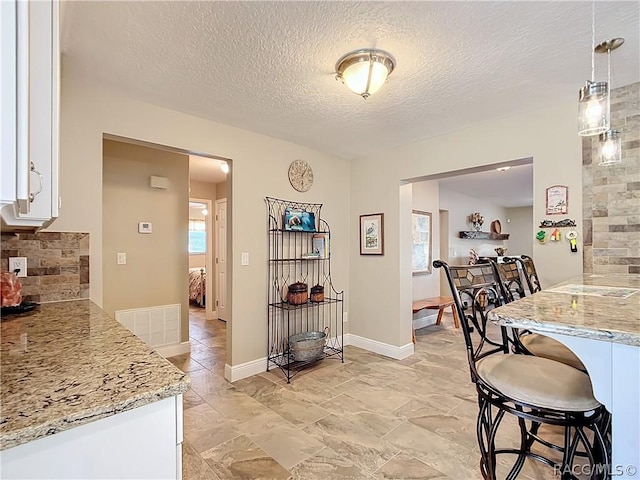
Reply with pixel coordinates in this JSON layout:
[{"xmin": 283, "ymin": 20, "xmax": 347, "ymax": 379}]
[{"xmin": 591, "ymin": 0, "xmax": 595, "ymax": 82}]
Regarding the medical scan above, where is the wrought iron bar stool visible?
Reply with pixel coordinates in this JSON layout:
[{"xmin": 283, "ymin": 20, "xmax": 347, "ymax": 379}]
[
  {"xmin": 434, "ymin": 260, "xmax": 609, "ymax": 480},
  {"xmin": 515, "ymin": 255, "xmax": 542, "ymax": 294},
  {"xmin": 488, "ymin": 257, "xmax": 585, "ymax": 372}
]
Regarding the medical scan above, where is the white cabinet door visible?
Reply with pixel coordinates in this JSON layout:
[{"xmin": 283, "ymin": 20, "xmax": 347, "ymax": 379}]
[{"xmin": 0, "ymin": 0, "xmax": 59, "ymax": 229}]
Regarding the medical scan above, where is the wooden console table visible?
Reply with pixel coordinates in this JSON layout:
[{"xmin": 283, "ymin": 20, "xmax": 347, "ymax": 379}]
[{"xmin": 411, "ymin": 296, "xmax": 460, "ymax": 342}]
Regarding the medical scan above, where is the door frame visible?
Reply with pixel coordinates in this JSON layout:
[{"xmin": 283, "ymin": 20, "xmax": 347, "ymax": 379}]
[
  {"xmin": 190, "ymin": 197, "xmax": 215, "ymax": 320},
  {"xmin": 214, "ymin": 197, "xmax": 227, "ymax": 321}
]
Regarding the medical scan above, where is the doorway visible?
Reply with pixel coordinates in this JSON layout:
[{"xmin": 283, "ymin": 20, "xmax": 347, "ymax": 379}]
[{"xmin": 188, "ymin": 198, "xmax": 214, "ymax": 320}]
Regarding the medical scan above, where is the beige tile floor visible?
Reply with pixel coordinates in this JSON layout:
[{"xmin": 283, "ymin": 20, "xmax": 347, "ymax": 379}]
[{"xmin": 170, "ymin": 308, "xmax": 575, "ymax": 480}]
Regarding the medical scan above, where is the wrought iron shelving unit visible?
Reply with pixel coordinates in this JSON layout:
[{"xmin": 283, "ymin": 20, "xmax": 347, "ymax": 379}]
[{"xmin": 266, "ymin": 196, "xmax": 344, "ymax": 383}]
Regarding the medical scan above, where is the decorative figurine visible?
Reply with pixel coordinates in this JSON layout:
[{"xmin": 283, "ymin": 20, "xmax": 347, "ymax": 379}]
[
  {"xmin": 536, "ymin": 230, "xmax": 546, "ymax": 243},
  {"xmin": 469, "ymin": 212, "xmax": 484, "ymax": 231},
  {"xmin": 567, "ymin": 230, "xmax": 578, "ymax": 253}
]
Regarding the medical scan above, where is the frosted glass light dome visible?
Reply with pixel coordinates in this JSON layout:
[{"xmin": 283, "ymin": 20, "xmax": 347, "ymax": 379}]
[{"xmin": 335, "ymin": 49, "xmax": 395, "ymax": 99}]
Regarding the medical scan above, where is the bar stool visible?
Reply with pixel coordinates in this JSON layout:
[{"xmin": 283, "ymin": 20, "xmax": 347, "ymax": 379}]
[
  {"xmin": 434, "ymin": 260, "xmax": 609, "ymax": 480},
  {"xmin": 490, "ymin": 258, "xmax": 585, "ymax": 372},
  {"xmin": 515, "ymin": 255, "xmax": 542, "ymax": 294}
]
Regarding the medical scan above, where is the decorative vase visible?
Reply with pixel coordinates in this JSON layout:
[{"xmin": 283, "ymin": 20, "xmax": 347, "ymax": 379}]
[{"xmin": 473, "ymin": 222, "xmax": 482, "ymax": 232}]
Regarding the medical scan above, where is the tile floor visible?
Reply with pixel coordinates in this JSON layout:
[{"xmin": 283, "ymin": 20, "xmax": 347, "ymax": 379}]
[{"xmin": 170, "ymin": 307, "xmax": 571, "ymax": 480}]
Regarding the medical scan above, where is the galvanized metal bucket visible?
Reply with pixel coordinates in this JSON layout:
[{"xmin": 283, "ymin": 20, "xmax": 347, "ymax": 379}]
[{"xmin": 288, "ymin": 327, "xmax": 329, "ymax": 362}]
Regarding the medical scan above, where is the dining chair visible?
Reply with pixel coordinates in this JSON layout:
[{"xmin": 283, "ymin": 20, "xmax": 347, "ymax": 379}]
[
  {"xmin": 434, "ymin": 260, "xmax": 609, "ymax": 480},
  {"xmin": 488, "ymin": 257, "xmax": 585, "ymax": 372}
]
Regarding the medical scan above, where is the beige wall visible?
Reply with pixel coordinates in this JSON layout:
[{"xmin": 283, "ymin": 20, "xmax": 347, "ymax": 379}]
[
  {"xmin": 350, "ymin": 99, "xmax": 583, "ymax": 348},
  {"xmin": 102, "ymin": 140, "xmax": 189, "ymax": 341},
  {"xmin": 215, "ymin": 181, "xmax": 227, "ymax": 200},
  {"xmin": 504, "ymin": 207, "xmax": 534, "ymax": 258},
  {"xmin": 54, "ymin": 75, "xmax": 350, "ymax": 367}
]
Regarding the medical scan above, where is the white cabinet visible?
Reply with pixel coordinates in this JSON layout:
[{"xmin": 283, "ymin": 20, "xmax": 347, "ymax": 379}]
[
  {"xmin": 1, "ymin": 395, "xmax": 184, "ymax": 480},
  {"xmin": 0, "ymin": 0, "xmax": 59, "ymax": 230}
]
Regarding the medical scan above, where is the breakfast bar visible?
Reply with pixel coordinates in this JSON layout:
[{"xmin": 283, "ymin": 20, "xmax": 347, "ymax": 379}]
[{"xmin": 489, "ymin": 274, "xmax": 640, "ymax": 479}]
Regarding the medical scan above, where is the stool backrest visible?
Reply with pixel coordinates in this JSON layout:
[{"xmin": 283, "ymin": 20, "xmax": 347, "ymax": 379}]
[
  {"xmin": 515, "ymin": 255, "xmax": 542, "ymax": 294},
  {"xmin": 494, "ymin": 257, "xmax": 527, "ymax": 302},
  {"xmin": 434, "ymin": 260, "xmax": 511, "ymax": 383}
]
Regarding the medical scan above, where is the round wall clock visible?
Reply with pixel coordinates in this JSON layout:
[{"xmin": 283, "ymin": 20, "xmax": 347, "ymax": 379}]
[{"xmin": 288, "ymin": 159, "xmax": 313, "ymax": 192}]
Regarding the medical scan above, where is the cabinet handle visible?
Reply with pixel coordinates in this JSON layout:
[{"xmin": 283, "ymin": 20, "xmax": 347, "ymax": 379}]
[{"xmin": 29, "ymin": 162, "xmax": 43, "ymax": 203}]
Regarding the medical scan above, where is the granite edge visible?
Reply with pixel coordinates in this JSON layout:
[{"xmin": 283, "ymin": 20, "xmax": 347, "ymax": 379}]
[
  {"xmin": 1, "ymin": 376, "xmax": 190, "ymax": 451},
  {"xmin": 488, "ymin": 311, "xmax": 640, "ymax": 347}
]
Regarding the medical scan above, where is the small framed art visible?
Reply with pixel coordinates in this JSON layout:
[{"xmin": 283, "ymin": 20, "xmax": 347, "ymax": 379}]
[
  {"xmin": 360, "ymin": 213, "xmax": 384, "ymax": 255},
  {"xmin": 545, "ymin": 185, "xmax": 568, "ymax": 215}
]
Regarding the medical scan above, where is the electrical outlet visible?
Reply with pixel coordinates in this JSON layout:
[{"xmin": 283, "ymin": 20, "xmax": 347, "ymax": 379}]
[
  {"xmin": 343, "ymin": 312, "xmax": 348, "ymax": 323},
  {"xmin": 117, "ymin": 253, "xmax": 127, "ymax": 265},
  {"xmin": 9, "ymin": 257, "xmax": 27, "ymax": 277}
]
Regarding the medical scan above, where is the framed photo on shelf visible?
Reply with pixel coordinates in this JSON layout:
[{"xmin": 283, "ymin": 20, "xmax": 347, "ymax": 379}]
[
  {"xmin": 283, "ymin": 209, "xmax": 316, "ymax": 232},
  {"xmin": 360, "ymin": 213, "xmax": 384, "ymax": 255},
  {"xmin": 411, "ymin": 210, "xmax": 432, "ymax": 275},
  {"xmin": 545, "ymin": 185, "xmax": 568, "ymax": 215}
]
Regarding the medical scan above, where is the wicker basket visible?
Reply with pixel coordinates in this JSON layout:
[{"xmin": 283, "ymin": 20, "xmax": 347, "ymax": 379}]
[
  {"xmin": 310, "ymin": 284, "xmax": 324, "ymax": 303},
  {"xmin": 288, "ymin": 328, "xmax": 328, "ymax": 362}
]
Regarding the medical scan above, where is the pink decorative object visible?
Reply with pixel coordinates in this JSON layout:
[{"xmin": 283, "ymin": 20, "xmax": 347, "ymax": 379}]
[{"xmin": 1, "ymin": 272, "xmax": 23, "ymax": 307}]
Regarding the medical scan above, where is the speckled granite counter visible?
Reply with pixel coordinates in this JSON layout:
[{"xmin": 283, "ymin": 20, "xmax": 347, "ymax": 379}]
[
  {"xmin": 489, "ymin": 274, "xmax": 640, "ymax": 346},
  {"xmin": 0, "ymin": 300, "xmax": 190, "ymax": 450}
]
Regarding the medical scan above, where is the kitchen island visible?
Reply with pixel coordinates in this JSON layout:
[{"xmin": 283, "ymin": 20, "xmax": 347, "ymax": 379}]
[
  {"xmin": 0, "ymin": 300, "xmax": 190, "ymax": 479},
  {"xmin": 489, "ymin": 274, "xmax": 640, "ymax": 479}
]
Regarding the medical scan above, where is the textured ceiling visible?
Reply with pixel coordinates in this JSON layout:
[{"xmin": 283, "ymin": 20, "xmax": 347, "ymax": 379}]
[
  {"xmin": 439, "ymin": 163, "xmax": 534, "ymax": 208},
  {"xmin": 62, "ymin": 1, "xmax": 640, "ymax": 160},
  {"xmin": 189, "ymin": 155, "xmax": 228, "ymax": 184}
]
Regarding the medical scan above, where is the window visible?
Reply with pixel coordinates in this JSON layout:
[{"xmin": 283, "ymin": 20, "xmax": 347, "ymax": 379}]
[{"xmin": 188, "ymin": 219, "xmax": 206, "ymax": 254}]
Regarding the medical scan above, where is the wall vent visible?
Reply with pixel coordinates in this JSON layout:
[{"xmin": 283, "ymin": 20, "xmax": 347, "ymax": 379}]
[{"xmin": 115, "ymin": 304, "xmax": 180, "ymax": 347}]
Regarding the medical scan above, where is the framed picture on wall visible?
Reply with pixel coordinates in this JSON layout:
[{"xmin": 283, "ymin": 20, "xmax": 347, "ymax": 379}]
[
  {"xmin": 412, "ymin": 210, "xmax": 432, "ymax": 275},
  {"xmin": 359, "ymin": 213, "xmax": 384, "ymax": 255},
  {"xmin": 546, "ymin": 185, "xmax": 568, "ymax": 215}
]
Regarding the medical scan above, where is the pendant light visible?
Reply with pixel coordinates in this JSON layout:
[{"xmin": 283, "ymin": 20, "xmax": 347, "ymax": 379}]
[
  {"xmin": 596, "ymin": 38, "xmax": 624, "ymax": 166},
  {"xmin": 578, "ymin": 2, "xmax": 609, "ymax": 136},
  {"xmin": 599, "ymin": 129, "xmax": 622, "ymax": 165}
]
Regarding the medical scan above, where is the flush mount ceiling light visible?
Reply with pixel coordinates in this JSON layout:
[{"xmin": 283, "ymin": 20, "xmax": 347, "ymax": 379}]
[
  {"xmin": 335, "ymin": 49, "xmax": 395, "ymax": 99},
  {"xmin": 220, "ymin": 161, "xmax": 229, "ymax": 174}
]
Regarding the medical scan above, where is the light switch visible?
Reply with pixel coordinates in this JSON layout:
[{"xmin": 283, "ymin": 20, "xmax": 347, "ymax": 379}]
[
  {"xmin": 117, "ymin": 253, "xmax": 127, "ymax": 265},
  {"xmin": 241, "ymin": 252, "xmax": 249, "ymax": 266}
]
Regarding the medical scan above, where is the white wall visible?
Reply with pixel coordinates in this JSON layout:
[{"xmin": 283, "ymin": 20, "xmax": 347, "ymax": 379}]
[
  {"xmin": 439, "ymin": 187, "xmax": 508, "ymax": 264},
  {"xmin": 505, "ymin": 207, "xmax": 533, "ymax": 258},
  {"xmin": 54, "ymin": 75, "xmax": 351, "ymax": 367},
  {"xmin": 350, "ymin": 98, "xmax": 583, "ymax": 348}
]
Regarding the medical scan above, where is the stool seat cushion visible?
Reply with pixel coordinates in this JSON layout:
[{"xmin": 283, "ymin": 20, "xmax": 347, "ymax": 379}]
[
  {"xmin": 520, "ymin": 333, "xmax": 585, "ymax": 371},
  {"xmin": 476, "ymin": 354, "xmax": 600, "ymax": 412}
]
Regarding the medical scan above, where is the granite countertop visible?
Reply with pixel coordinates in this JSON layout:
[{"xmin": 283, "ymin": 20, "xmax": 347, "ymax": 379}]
[
  {"xmin": 489, "ymin": 274, "xmax": 640, "ymax": 346},
  {"xmin": 0, "ymin": 300, "xmax": 190, "ymax": 450}
]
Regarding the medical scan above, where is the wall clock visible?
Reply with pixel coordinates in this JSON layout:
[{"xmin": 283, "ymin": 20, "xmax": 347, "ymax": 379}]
[{"xmin": 288, "ymin": 159, "xmax": 313, "ymax": 192}]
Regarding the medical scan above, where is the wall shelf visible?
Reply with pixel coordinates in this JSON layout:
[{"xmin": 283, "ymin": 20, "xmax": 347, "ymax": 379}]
[{"xmin": 459, "ymin": 231, "xmax": 510, "ymax": 240}]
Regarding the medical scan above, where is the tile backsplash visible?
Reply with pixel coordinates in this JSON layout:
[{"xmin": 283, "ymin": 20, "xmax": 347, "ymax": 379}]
[{"xmin": 1, "ymin": 232, "xmax": 89, "ymax": 303}]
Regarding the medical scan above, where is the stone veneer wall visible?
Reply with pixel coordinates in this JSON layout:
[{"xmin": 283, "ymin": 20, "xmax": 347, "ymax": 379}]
[
  {"xmin": 583, "ymin": 82, "xmax": 640, "ymax": 274},
  {"xmin": 0, "ymin": 232, "xmax": 89, "ymax": 302}
]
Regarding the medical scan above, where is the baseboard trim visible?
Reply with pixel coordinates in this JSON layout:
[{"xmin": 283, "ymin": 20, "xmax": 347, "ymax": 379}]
[
  {"xmin": 344, "ymin": 333, "xmax": 414, "ymax": 360},
  {"xmin": 155, "ymin": 341, "xmax": 191, "ymax": 358},
  {"xmin": 413, "ymin": 313, "xmax": 438, "ymax": 331},
  {"xmin": 225, "ymin": 357, "xmax": 268, "ymax": 383}
]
